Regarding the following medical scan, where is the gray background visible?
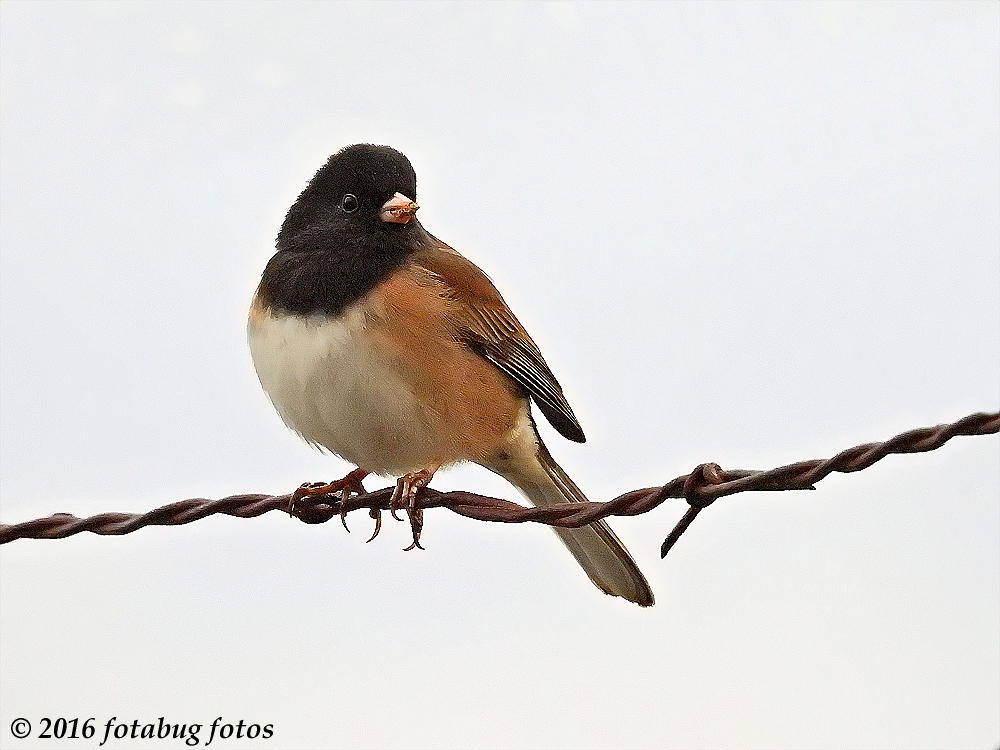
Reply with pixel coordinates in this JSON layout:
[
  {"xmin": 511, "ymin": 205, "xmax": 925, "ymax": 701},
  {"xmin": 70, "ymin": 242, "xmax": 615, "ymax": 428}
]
[{"xmin": 1, "ymin": 2, "xmax": 998, "ymax": 749}]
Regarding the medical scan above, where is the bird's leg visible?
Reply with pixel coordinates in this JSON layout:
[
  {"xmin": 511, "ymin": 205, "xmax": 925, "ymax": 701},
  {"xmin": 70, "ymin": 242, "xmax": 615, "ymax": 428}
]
[
  {"xmin": 289, "ymin": 468, "xmax": 369, "ymax": 530},
  {"xmin": 389, "ymin": 465, "xmax": 438, "ymax": 551}
]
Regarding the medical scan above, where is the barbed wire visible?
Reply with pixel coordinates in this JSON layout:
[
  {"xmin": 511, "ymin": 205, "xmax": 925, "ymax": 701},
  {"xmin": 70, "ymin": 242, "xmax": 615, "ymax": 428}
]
[{"xmin": 1, "ymin": 411, "xmax": 996, "ymax": 556}]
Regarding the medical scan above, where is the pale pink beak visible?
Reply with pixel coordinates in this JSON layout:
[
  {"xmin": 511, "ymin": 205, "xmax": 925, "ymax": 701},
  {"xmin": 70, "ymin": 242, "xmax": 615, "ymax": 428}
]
[{"xmin": 379, "ymin": 192, "xmax": 419, "ymax": 224}]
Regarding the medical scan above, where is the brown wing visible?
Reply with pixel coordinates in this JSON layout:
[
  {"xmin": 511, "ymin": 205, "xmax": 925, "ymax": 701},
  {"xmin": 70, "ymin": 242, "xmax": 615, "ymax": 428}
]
[{"xmin": 411, "ymin": 242, "xmax": 585, "ymax": 443}]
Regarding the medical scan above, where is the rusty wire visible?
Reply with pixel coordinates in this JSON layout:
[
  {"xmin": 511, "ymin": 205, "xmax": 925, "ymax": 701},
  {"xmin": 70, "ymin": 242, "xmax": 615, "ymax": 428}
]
[{"xmin": 1, "ymin": 411, "xmax": 997, "ymax": 556}]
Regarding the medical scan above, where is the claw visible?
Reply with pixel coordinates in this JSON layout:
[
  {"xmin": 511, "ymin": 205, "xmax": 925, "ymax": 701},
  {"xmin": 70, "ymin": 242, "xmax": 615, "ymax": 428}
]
[
  {"xmin": 340, "ymin": 496, "xmax": 351, "ymax": 533},
  {"xmin": 338, "ymin": 480, "xmax": 362, "ymax": 533},
  {"xmin": 390, "ymin": 467, "xmax": 436, "ymax": 551},
  {"xmin": 389, "ymin": 480, "xmax": 405, "ymax": 521},
  {"xmin": 403, "ymin": 505, "xmax": 424, "ymax": 551},
  {"xmin": 365, "ymin": 508, "xmax": 382, "ymax": 543}
]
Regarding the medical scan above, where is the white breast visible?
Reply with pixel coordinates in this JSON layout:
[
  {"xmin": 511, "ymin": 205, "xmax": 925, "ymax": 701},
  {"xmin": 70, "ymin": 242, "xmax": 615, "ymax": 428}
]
[{"xmin": 247, "ymin": 302, "xmax": 440, "ymax": 476}]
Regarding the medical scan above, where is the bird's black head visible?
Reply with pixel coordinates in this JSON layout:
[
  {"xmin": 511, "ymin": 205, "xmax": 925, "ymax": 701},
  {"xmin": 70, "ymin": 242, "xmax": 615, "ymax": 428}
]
[
  {"xmin": 277, "ymin": 144, "xmax": 420, "ymax": 249},
  {"xmin": 260, "ymin": 145, "xmax": 425, "ymax": 317}
]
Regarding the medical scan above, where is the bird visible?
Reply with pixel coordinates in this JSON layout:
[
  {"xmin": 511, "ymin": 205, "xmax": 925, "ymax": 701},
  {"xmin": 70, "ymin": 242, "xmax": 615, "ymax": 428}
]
[{"xmin": 247, "ymin": 144, "xmax": 654, "ymax": 606}]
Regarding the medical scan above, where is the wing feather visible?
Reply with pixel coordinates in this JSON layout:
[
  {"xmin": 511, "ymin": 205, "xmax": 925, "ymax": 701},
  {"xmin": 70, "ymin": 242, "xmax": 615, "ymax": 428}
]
[{"xmin": 411, "ymin": 242, "xmax": 585, "ymax": 443}]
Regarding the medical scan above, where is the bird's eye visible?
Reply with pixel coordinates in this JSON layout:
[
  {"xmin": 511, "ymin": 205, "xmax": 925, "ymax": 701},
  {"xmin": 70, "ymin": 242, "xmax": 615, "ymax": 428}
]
[{"xmin": 341, "ymin": 194, "xmax": 359, "ymax": 213}]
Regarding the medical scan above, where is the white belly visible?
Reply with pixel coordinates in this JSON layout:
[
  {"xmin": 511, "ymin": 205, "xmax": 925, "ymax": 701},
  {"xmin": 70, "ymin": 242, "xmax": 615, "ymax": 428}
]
[{"xmin": 247, "ymin": 302, "xmax": 440, "ymax": 475}]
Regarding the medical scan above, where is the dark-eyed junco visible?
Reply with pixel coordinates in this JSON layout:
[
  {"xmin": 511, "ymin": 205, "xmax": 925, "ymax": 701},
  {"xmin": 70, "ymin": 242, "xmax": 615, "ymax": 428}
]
[{"xmin": 248, "ymin": 144, "xmax": 653, "ymax": 606}]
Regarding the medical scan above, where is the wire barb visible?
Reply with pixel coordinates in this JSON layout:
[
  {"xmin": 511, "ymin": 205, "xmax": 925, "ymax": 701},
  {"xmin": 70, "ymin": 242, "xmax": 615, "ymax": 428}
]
[{"xmin": 0, "ymin": 411, "xmax": 996, "ymax": 556}]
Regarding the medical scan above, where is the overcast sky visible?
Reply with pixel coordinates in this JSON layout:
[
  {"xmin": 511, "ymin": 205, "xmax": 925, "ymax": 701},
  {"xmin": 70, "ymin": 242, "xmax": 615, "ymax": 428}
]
[{"xmin": 1, "ymin": 2, "xmax": 998, "ymax": 749}]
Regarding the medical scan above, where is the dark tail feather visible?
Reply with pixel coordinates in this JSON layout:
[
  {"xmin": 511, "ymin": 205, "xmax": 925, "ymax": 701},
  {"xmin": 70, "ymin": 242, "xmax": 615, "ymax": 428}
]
[{"xmin": 498, "ymin": 440, "xmax": 654, "ymax": 606}]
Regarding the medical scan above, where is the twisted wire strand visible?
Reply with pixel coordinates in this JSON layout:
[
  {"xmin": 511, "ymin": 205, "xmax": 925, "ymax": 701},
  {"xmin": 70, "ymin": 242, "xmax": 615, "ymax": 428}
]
[{"xmin": 1, "ymin": 411, "xmax": 996, "ymax": 555}]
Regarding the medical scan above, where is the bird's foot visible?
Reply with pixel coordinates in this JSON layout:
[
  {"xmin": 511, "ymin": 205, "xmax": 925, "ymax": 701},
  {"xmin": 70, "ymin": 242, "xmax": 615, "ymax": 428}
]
[
  {"xmin": 389, "ymin": 467, "xmax": 436, "ymax": 551},
  {"xmin": 289, "ymin": 468, "xmax": 369, "ymax": 530}
]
